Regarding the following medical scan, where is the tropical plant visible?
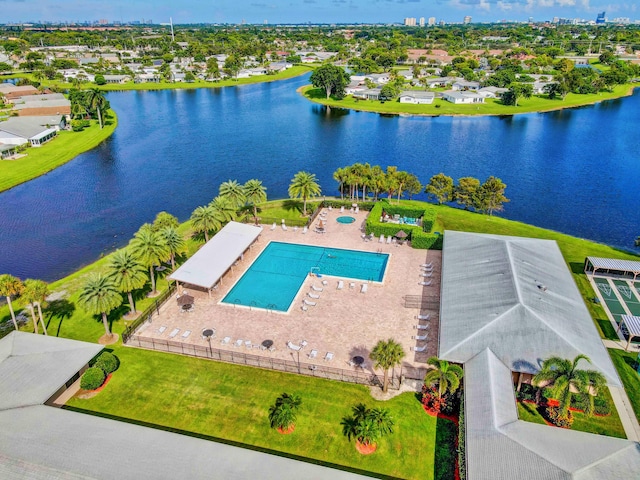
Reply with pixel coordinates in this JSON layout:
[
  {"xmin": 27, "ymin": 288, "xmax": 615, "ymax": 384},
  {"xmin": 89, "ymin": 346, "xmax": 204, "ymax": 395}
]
[
  {"xmin": 151, "ymin": 211, "xmax": 179, "ymax": 231},
  {"xmin": 533, "ymin": 354, "xmax": 607, "ymax": 417},
  {"xmin": 159, "ymin": 226, "xmax": 185, "ymax": 270},
  {"xmin": 130, "ymin": 224, "xmax": 170, "ymax": 296},
  {"xmin": 77, "ymin": 274, "xmax": 122, "ymax": 339},
  {"xmin": 108, "ymin": 249, "xmax": 147, "ymax": 316},
  {"xmin": 341, "ymin": 403, "xmax": 394, "ymax": 450},
  {"xmin": 23, "ymin": 279, "xmax": 49, "ymax": 335},
  {"xmin": 243, "ymin": 179, "xmax": 267, "ymax": 225},
  {"xmin": 84, "ymin": 88, "xmax": 108, "ymax": 128},
  {"xmin": 190, "ymin": 205, "xmax": 217, "ymax": 242},
  {"xmin": 0, "ymin": 274, "xmax": 24, "ymax": 330},
  {"xmin": 209, "ymin": 195, "xmax": 237, "ymax": 225},
  {"xmin": 423, "ymin": 357, "xmax": 464, "ymax": 400},
  {"xmin": 219, "ymin": 179, "xmax": 246, "ymax": 209},
  {"xmin": 94, "ymin": 351, "xmax": 119, "ymax": 374},
  {"xmin": 81, "ymin": 366, "xmax": 106, "ymax": 390},
  {"xmin": 268, "ymin": 393, "xmax": 302, "ymax": 432},
  {"xmin": 369, "ymin": 338, "xmax": 405, "ymax": 393},
  {"xmin": 288, "ymin": 171, "xmax": 321, "ymax": 216}
]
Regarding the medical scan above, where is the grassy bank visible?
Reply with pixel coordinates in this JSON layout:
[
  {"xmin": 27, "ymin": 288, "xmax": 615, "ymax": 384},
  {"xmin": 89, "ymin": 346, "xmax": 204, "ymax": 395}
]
[
  {"xmin": 0, "ymin": 111, "xmax": 117, "ymax": 193},
  {"xmin": 608, "ymin": 349, "xmax": 640, "ymax": 423},
  {"xmin": 301, "ymin": 84, "xmax": 637, "ymax": 117}
]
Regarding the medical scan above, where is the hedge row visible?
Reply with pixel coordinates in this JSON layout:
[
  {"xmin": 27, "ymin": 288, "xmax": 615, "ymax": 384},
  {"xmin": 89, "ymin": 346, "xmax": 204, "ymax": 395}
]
[
  {"xmin": 364, "ymin": 201, "xmax": 442, "ymax": 249},
  {"xmin": 412, "ymin": 230, "xmax": 443, "ymax": 249},
  {"xmin": 458, "ymin": 394, "xmax": 466, "ymax": 480},
  {"xmin": 321, "ymin": 199, "xmax": 376, "ymax": 211},
  {"xmin": 379, "ymin": 203, "xmax": 426, "ymax": 219}
]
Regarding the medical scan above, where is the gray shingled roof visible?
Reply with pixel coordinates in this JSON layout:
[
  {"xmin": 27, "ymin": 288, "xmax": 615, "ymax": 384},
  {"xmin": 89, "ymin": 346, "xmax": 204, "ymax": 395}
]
[
  {"xmin": 0, "ymin": 331, "xmax": 103, "ymax": 410},
  {"xmin": 0, "ymin": 116, "xmax": 64, "ymax": 140},
  {"xmin": 439, "ymin": 231, "xmax": 620, "ymax": 386},
  {"xmin": 464, "ymin": 349, "xmax": 640, "ymax": 480}
]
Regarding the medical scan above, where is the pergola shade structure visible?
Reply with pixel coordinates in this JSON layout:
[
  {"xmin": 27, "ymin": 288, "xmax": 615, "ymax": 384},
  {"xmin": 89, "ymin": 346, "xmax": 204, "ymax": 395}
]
[
  {"xmin": 584, "ymin": 257, "xmax": 640, "ymax": 281},
  {"xmin": 168, "ymin": 222, "xmax": 262, "ymax": 293},
  {"xmin": 618, "ymin": 315, "xmax": 640, "ymax": 351}
]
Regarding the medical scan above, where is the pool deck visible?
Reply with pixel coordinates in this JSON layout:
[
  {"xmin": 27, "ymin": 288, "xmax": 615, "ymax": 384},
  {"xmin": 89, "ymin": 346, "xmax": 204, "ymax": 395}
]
[{"xmin": 135, "ymin": 207, "xmax": 441, "ymax": 377}]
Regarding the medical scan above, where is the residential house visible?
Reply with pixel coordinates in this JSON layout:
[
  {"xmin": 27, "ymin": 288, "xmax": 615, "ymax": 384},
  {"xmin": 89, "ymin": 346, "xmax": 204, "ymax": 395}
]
[
  {"xmin": 399, "ymin": 91, "xmax": 435, "ymax": 104},
  {"xmin": 477, "ymin": 86, "xmax": 508, "ymax": 98},
  {"xmin": 442, "ymin": 90, "xmax": 485, "ymax": 104},
  {"xmin": 0, "ymin": 115, "xmax": 65, "ymax": 147},
  {"xmin": 366, "ymin": 73, "xmax": 390, "ymax": 85},
  {"xmin": 102, "ymin": 75, "xmax": 130, "ymax": 84},
  {"xmin": 0, "ymin": 84, "xmax": 40, "ymax": 101},
  {"xmin": 426, "ymin": 76, "xmax": 461, "ymax": 88},
  {"xmin": 0, "ymin": 144, "xmax": 18, "ymax": 159},
  {"xmin": 135, "ymin": 73, "xmax": 161, "ymax": 83},
  {"xmin": 452, "ymin": 80, "xmax": 481, "ymax": 91},
  {"xmin": 353, "ymin": 88, "xmax": 382, "ymax": 101},
  {"xmin": 13, "ymin": 97, "xmax": 71, "ymax": 117}
]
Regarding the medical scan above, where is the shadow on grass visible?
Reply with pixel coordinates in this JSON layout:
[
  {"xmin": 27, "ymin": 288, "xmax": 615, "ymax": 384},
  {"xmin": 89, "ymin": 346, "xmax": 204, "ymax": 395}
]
[
  {"xmin": 281, "ymin": 199, "xmax": 304, "ymax": 214},
  {"xmin": 62, "ymin": 406, "xmax": 403, "ymax": 479},
  {"xmin": 45, "ymin": 299, "xmax": 76, "ymax": 337},
  {"xmin": 434, "ymin": 416, "xmax": 457, "ymax": 480}
]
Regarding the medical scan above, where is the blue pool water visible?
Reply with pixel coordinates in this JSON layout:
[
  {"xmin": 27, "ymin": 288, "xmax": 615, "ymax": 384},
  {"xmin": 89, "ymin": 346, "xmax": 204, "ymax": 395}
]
[{"xmin": 222, "ymin": 242, "xmax": 389, "ymax": 312}]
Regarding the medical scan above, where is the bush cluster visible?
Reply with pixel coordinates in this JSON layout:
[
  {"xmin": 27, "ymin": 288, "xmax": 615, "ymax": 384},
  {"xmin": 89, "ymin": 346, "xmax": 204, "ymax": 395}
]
[
  {"xmin": 546, "ymin": 406, "xmax": 574, "ymax": 428},
  {"xmin": 93, "ymin": 351, "xmax": 119, "ymax": 374},
  {"xmin": 71, "ymin": 119, "xmax": 90, "ymax": 132},
  {"xmin": 365, "ymin": 201, "xmax": 440, "ymax": 250},
  {"xmin": 570, "ymin": 392, "xmax": 611, "ymax": 416},
  {"xmin": 80, "ymin": 367, "xmax": 106, "ymax": 390}
]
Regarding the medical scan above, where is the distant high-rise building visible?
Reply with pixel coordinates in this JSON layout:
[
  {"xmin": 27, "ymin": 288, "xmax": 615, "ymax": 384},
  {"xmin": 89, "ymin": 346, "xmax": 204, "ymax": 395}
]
[
  {"xmin": 419, "ymin": 17, "xmax": 425, "ymax": 27},
  {"xmin": 428, "ymin": 17, "xmax": 436, "ymax": 26},
  {"xmin": 463, "ymin": 16, "xmax": 472, "ymax": 24},
  {"xmin": 98, "ymin": 18, "xmax": 108, "ymax": 25},
  {"xmin": 596, "ymin": 12, "xmax": 606, "ymax": 24},
  {"xmin": 404, "ymin": 17, "xmax": 416, "ymax": 26},
  {"xmin": 528, "ymin": 17, "xmax": 534, "ymax": 23},
  {"xmin": 552, "ymin": 17, "xmax": 559, "ymax": 24}
]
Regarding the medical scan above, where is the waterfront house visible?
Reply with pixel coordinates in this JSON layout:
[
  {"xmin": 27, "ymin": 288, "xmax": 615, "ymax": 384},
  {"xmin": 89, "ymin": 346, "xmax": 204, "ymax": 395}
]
[
  {"xmin": 0, "ymin": 84, "xmax": 40, "ymax": 101},
  {"xmin": 103, "ymin": 75, "xmax": 130, "ymax": 84},
  {"xmin": 352, "ymin": 88, "xmax": 382, "ymax": 101},
  {"xmin": 478, "ymin": 86, "xmax": 508, "ymax": 99},
  {"xmin": 442, "ymin": 90, "xmax": 485, "ymax": 104},
  {"xmin": 0, "ymin": 115, "xmax": 65, "ymax": 146},
  {"xmin": 399, "ymin": 91, "xmax": 435, "ymax": 104},
  {"xmin": 452, "ymin": 80, "xmax": 481, "ymax": 91}
]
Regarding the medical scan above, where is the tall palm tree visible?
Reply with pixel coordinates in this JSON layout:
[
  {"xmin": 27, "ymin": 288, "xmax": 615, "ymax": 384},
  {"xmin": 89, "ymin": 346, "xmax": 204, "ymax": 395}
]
[
  {"xmin": 209, "ymin": 196, "xmax": 237, "ymax": 224},
  {"xmin": 84, "ymin": 88, "xmax": 108, "ymax": 128},
  {"xmin": 190, "ymin": 205, "xmax": 218, "ymax": 242},
  {"xmin": 369, "ymin": 338, "xmax": 406, "ymax": 393},
  {"xmin": 533, "ymin": 354, "xmax": 606, "ymax": 416},
  {"xmin": 423, "ymin": 357, "xmax": 464, "ymax": 400},
  {"xmin": 219, "ymin": 179, "xmax": 246, "ymax": 209},
  {"xmin": 77, "ymin": 274, "xmax": 122, "ymax": 339},
  {"xmin": 130, "ymin": 225, "xmax": 170, "ymax": 296},
  {"xmin": 23, "ymin": 279, "xmax": 49, "ymax": 335},
  {"xmin": 243, "ymin": 179, "xmax": 267, "ymax": 225},
  {"xmin": 108, "ymin": 249, "xmax": 147, "ymax": 316},
  {"xmin": 268, "ymin": 393, "xmax": 302, "ymax": 432},
  {"xmin": 0, "ymin": 274, "xmax": 24, "ymax": 330},
  {"xmin": 159, "ymin": 226, "xmax": 185, "ymax": 270},
  {"xmin": 288, "ymin": 171, "xmax": 321, "ymax": 216},
  {"xmin": 333, "ymin": 167, "xmax": 348, "ymax": 200}
]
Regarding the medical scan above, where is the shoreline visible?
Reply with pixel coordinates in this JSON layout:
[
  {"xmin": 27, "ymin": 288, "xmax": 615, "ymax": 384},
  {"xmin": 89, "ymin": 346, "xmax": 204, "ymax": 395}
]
[{"xmin": 298, "ymin": 84, "xmax": 638, "ymax": 118}]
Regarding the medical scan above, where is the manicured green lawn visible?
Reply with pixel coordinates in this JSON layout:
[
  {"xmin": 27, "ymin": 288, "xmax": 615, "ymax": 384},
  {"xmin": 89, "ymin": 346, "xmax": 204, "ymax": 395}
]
[
  {"xmin": 516, "ymin": 394, "xmax": 627, "ymax": 439},
  {"xmin": 302, "ymin": 84, "xmax": 636, "ymax": 117},
  {"xmin": 0, "ymin": 112, "xmax": 117, "ymax": 192},
  {"xmin": 609, "ymin": 349, "xmax": 640, "ymax": 423},
  {"xmin": 67, "ymin": 347, "xmax": 452, "ymax": 479}
]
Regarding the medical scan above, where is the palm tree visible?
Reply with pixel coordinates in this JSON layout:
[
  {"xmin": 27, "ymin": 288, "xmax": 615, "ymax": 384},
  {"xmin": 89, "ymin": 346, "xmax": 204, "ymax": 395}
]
[
  {"xmin": 533, "ymin": 354, "xmax": 606, "ymax": 416},
  {"xmin": 159, "ymin": 226, "xmax": 185, "ymax": 270},
  {"xmin": 84, "ymin": 88, "xmax": 108, "ymax": 128},
  {"xmin": 288, "ymin": 171, "xmax": 321, "ymax": 216},
  {"xmin": 243, "ymin": 179, "xmax": 267, "ymax": 225},
  {"xmin": 268, "ymin": 393, "xmax": 302, "ymax": 432},
  {"xmin": 77, "ymin": 274, "xmax": 122, "ymax": 339},
  {"xmin": 341, "ymin": 403, "xmax": 394, "ymax": 450},
  {"xmin": 108, "ymin": 249, "xmax": 147, "ymax": 316},
  {"xmin": 130, "ymin": 224, "xmax": 170, "ymax": 296},
  {"xmin": 23, "ymin": 279, "xmax": 49, "ymax": 335},
  {"xmin": 370, "ymin": 338, "xmax": 406, "ymax": 393},
  {"xmin": 333, "ymin": 167, "xmax": 348, "ymax": 200},
  {"xmin": 0, "ymin": 274, "xmax": 24, "ymax": 330},
  {"xmin": 209, "ymin": 196, "xmax": 237, "ymax": 224},
  {"xmin": 190, "ymin": 205, "xmax": 218, "ymax": 242},
  {"xmin": 219, "ymin": 180, "xmax": 246, "ymax": 209},
  {"xmin": 423, "ymin": 357, "xmax": 464, "ymax": 400}
]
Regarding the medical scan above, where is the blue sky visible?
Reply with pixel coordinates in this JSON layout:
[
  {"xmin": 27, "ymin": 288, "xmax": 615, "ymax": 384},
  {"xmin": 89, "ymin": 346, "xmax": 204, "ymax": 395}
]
[{"xmin": 2, "ymin": 0, "xmax": 637, "ymax": 24}]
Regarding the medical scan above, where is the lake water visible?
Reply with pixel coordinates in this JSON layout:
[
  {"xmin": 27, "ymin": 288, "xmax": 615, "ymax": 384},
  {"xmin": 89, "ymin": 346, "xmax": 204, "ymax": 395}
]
[{"xmin": 0, "ymin": 73, "xmax": 638, "ymax": 281}]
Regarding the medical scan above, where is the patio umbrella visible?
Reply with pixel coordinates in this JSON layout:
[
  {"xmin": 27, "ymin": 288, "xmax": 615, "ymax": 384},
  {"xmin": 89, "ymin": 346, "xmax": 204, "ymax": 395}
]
[
  {"xmin": 395, "ymin": 230, "xmax": 408, "ymax": 239},
  {"xmin": 177, "ymin": 294, "xmax": 194, "ymax": 306}
]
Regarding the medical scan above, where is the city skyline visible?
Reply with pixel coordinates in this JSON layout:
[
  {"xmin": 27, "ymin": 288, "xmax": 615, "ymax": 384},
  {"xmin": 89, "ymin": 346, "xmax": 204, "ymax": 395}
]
[{"xmin": 1, "ymin": 0, "xmax": 637, "ymax": 25}]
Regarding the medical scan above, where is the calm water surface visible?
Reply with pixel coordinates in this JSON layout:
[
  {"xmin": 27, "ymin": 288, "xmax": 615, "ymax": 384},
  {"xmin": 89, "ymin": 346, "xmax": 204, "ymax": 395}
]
[{"xmin": 1, "ymin": 74, "xmax": 638, "ymax": 281}]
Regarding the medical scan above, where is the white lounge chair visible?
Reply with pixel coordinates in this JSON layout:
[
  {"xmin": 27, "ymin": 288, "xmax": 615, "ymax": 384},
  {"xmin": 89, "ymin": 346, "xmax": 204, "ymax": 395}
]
[
  {"xmin": 304, "ymin": 299, "xmax": 317, "ymax": 306},
  {"xmin": 421, "ymin": 265, "xmax": 433, "ymax": 271},
  {"xmin": 293, "ymin": 226, "xmax": 298, "ymax": 232},
  {"xmin": 419, "ymin": 281, "xmax": 432, "ymax": 286},
  {"xmin": 355, "ymin": 207, "xmax": 359, "ymax": 213},
  {"xmin": 328, "ymin": 206, "xmax": 332, "ymax": 211},
  {"xmin": 300, "ymin": 340, "xmax": 308, "ymax": 348},
  {"xmin": 349, "ymin": 282, "xmax": 355, "ymax": 289},
  {"xmin": 221, "ymin": 336, "xmax": 231, "ymax": 345},
  {"xmin": 168, "ymin": 328, "xmax": 180, "ymax": 338},
  {"xmin": 324, "ymin": 352, "xmax": 334, "ymax": 361},
  {"xmin": 181, "ymin": 330, "xmax": 191, "ymax": 338},
  {"xmin": 420, "ymin": 273, "xmax": 432, "ymax": 278},
  {"xmin": 302, "ymin": 226, "xmax": 308, "ymax": 234},
  {"xmin": 416, "ymin": 314, "xmax": 431, "ymax": 321},
  {"xmin": 337, "ymin": 280, "xmax": 344, "ymax": 290},
  {"xmin": 379, "ymin": 234, "xmax": 384, "ymax": 243},
  {"xmin": 311, "ymin": 285, "xmax": 323, "ymax": 292},
  {"xmin": 414, "ymin": 325, "xmax": 429, "ymax": 330},
  {"xmin": 340, "ymin": 206, "xmax": 345, "ymax": 213},
  {"xmin": 421, "ymin": 262, "xmax": 433, "ymax": 268},
  {"xmin": 282, "ymin": 223, "xmax": 287, "ymax": 231},
  {"xmin": 158, "ymin": 326, "xmax": 167, "ymax": 334},
  {"xmin": 245, "ymin": 340, "xmax": 252, "ymax": 349},
  {"xmin": 385, "ymin": 235, "xmax": 391, "ymax": 244},
  {"xmin": 270, "ymin": 222, "xmax": 276, "ymax": 231},
  {"xmin": 412, "ymin": 334, "xmax": 428, "ymax": 341},
  {"xmin": 301, "ymin": 304, "xmax": 308, "ymax": 312},
  {"xmin": 234, "ymin": 339, "xmax": 243, "ymax": 347},
  {"xmin": 308, "ymin": 292, "xmax": 320, "ymax": 299},
  {"xmin": 287, "ymin": 341, "xmax": 302, "ymax": 351},
  {"xmin": 321, "ymin": 280, "xmax": 328, "ymax": 286},
  {"xmin": 308, "ymin": 349, "xmax": 318, "ymax": 359},
  {"xmin": 360, "ymin": 284, "xmax": 368, "ymax": 294},
  {"xmin": 412, "ymin": 345, "xmax": 427, "ymax": 352}
]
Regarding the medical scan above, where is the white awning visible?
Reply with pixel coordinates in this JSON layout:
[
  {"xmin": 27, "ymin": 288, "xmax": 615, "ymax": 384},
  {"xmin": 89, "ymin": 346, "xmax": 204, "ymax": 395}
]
[
  {"xmin": 587, "ymin": 257, "xmax": 640, "ymax": 274},
  {"xmin": 621, "ymin": 315, "xmax": 640, "ymax": 337},
  {"xmin": 168, "ymin": 221, "xmax": 262, "ymax": 290}
]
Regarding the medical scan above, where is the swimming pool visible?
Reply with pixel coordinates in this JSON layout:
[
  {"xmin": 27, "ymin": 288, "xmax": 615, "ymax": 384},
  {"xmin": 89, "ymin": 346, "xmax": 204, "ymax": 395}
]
[{"xmin": 221, "ymin": 242, "xmax": 389, "ymax": 312}]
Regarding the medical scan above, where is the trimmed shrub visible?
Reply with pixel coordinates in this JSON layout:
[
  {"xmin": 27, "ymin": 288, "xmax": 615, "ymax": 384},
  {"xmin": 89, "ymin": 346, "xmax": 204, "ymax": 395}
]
[
  {"xmin": 411, "ymin": 230, "xmax": 442, "ymax": 249},
  {"xmin": 321, "ymin": 199, "xmax": 375, "ymax": 211},
  {"xmin": 546, "ymin": 406, "xmax": 574, "ymax": 428},
  {"xmin": 458, "ymin": 396, "xmax": 466, "ymax": 480},
  {"xmin": 80, "ymin": 367, "xmax": 106, "ymax": 390},
  {"xmin": 570, "ymin": 392, "xmax": 611, "ymax": 416},
  {"xmin": 93, "ymin": 351, "xmax": 119, "ymax": 374}
]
